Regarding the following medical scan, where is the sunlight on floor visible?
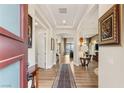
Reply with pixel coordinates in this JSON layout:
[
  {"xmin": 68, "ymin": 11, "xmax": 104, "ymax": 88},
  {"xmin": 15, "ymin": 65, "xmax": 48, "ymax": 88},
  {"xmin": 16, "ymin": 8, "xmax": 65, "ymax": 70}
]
[{"xmin": 64, "ymin": 54, "xmax": 70, "ymax": 63}]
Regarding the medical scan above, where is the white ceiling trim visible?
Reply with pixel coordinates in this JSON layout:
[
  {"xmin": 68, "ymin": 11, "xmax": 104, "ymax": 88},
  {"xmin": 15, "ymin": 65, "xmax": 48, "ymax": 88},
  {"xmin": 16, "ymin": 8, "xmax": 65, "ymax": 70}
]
[
  {"xmin": 55, "ymin": 5, "xmax": 81, "ymax": 29},
  {"xmin": 76, "ymin": 4, "xmax": 98, "ymax": 33},
  {"xmin": 46, "ymin": 5, "xmax": 56, "ymax": 28},
  {"xmin": 35, "ymin": 5, "xmax": 53, "ymax": 31},
  {"xmin": 71, "ymin": 5, "xmax": 83, "ymax": 29},
  {"xmin": 55, "ymin": 29, "xmax": 75, "ymax": 34},
  {"xmin": 55, "ymin": 25, "xmax": 73, "ymax": 29},
  {"xmin": 56, "ymin": 33, "xmax": 74, "ymax": 38},
  {"xmin": 46, "ymin": 5, "xmax": 80, "ymax": 29},
  {"xmin": 33, "ymin": 4, "xmax": 98, "ymax": 38},
  {"xmin": 35, "ymin": 11, "xmax": 48, "ymax": 31}
]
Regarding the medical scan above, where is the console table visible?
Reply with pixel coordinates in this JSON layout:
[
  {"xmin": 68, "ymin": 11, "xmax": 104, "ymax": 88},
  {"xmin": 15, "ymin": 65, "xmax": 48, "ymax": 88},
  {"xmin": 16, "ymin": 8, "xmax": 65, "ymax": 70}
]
[{"xmin": 80, "ymin": 57, "xmax": 91, "ymax": 67}]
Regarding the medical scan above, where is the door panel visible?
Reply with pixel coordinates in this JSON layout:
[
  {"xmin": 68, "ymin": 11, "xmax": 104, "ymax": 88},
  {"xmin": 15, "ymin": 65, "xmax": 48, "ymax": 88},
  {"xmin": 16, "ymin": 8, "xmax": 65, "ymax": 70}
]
[
  {"xmin": 38, "ymin": 32, "xmax": 46, "ymax": 68},
  {"xmin": 0, "ymin": 5, "xmax": 20, "ymax": 36},
  {"xmin": 0, "ymin": 62, "xmax": 20, "ymax": 88},
  {"xmin": 0, "ymin": 4, "xmax": 28, "ymax": 88}
]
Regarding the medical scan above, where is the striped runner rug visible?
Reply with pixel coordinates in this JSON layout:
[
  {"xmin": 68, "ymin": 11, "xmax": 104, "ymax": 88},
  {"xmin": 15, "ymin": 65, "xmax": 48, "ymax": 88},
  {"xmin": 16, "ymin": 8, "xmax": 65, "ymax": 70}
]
[{"xmin": 52, "ymin": 64, "xmax": 77, "ymax": 88}]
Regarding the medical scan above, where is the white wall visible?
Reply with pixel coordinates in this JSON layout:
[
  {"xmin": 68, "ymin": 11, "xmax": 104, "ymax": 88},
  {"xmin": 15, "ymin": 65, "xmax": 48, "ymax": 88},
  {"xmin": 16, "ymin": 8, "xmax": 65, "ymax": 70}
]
[
  {"xmin": 99, "ymin": 5, "xmax": 124, "ymax": 87},
  {"xmin": 28, "ymin": 5, "xmax": 57, "ymax": 69},
  {"xmin": 28, "ymin": 5, "xmax": 36, "ymax": 67},
  {"xmin": 74, "ymin": 32, "xmax": 80, "ymax": 66},
  {"xmin": 35, "ymin": 5, "xmax": 57, "ymax": 69},
  {"xmin": 46, "ymin": 29, "xmax": 56, "ymax": 68},
  {"xmin": 36, "ymin": 28, "xmax": 47, "ymax": 68}
]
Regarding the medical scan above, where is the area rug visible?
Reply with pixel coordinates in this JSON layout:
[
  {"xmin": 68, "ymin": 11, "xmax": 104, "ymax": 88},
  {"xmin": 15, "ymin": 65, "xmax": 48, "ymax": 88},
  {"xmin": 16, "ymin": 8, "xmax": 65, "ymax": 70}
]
[{"xmin": 52, "ymin": 64, "xmax": 77, "ymax": 88}]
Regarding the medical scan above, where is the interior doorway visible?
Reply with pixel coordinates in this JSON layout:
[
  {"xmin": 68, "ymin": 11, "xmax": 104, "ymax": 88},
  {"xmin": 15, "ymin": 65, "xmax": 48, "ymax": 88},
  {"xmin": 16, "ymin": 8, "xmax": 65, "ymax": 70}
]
[
  {"xmin": 35, "ymin": 20, "xmax": 47, "ymax": 69},
  {"xmin": 65, "ymin": 43, "xmax": 74, "ymax": 61},
  {"xmin": 61, "ymin": 38, "xmax": 74, "ymax": 64}
]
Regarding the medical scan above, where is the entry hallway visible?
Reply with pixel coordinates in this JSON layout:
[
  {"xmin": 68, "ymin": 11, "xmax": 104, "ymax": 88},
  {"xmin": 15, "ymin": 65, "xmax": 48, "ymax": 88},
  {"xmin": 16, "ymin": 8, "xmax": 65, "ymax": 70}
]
[{"xmin": 36, "ymin": 55, "xmax": 98, "ymax": 88}]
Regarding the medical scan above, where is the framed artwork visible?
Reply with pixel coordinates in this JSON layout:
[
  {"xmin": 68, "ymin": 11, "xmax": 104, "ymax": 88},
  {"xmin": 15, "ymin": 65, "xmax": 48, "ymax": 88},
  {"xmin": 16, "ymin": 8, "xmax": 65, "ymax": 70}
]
[
  {"xmin": 51, "ymin": 38, "xmax": 55, "ymax": 50},
  {"xmin": 28, "ymin": 14, "xmax": 33, "ymax": 48},
  {"xmin": 99, "ymin": 4, "xmax": 120, "ymax": 45},
  {"xmin": 51, "ymin": 38, "xmax": 52, "ymax": 50}
]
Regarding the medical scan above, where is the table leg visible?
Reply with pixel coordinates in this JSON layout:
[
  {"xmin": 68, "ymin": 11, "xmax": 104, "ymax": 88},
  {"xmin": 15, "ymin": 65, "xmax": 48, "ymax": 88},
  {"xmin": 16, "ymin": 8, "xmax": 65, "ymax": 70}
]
[{"xmin": 80, "ymin": 59, "xmax": 84, "ymax": 67}]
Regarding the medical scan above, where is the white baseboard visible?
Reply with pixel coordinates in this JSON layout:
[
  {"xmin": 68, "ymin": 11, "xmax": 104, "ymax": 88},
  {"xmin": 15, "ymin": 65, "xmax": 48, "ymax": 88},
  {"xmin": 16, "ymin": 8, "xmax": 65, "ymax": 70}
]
[
  {"xmin": 46, "ymin": 63, "xmax": 54, "ymax": 69},
  {"xmin": 73, "ymin": 62, "xmax": 80, "ymax": 66}
]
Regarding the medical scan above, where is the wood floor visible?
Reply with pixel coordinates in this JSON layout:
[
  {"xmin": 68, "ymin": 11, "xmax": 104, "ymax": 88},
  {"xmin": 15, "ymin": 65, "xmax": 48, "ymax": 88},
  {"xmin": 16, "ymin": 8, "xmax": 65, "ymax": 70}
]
[
  {"xmin": 36, "ymin": 65, "xmax": 58, "ymax": 88},
  {"xmin": 36, "ymin": 55, "xmax": 98, "ymax": 88},
  {"xmin": 73, "ymin": 62, "xmax": 98, "ymax": 88}
]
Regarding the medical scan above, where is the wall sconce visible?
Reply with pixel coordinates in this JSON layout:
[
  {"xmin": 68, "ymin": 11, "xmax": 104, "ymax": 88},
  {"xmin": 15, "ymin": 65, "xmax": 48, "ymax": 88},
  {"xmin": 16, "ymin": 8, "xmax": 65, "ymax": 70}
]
[{"xmin": 79, "ymin": 37, "xmax": 83, "ymax": 46}]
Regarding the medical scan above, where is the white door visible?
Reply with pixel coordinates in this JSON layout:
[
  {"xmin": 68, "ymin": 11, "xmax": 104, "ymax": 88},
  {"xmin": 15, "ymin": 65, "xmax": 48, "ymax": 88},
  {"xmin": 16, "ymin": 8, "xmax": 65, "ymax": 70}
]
[{"xmin": 37, "ymin": 32, "xmax": 46, "ymax": 69}]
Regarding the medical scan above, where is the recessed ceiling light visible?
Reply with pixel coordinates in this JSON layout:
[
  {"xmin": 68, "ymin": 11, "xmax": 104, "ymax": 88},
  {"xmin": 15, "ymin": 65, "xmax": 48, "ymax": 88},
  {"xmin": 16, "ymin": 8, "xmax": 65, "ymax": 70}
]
[
  {"xmin": 35, "ymin": 22, "xmax": 38, "ymax": 25},
  {"xmin": 62, "ymin": 20, "xmax": 66, "ymax": 24}
]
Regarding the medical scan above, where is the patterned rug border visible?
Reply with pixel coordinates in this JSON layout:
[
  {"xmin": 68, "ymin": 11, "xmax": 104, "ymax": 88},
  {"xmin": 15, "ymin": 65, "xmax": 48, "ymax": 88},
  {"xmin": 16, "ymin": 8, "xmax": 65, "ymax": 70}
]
[{"xmin": 52, "ymin": 64, "xmax": 77, "ymax": 88}]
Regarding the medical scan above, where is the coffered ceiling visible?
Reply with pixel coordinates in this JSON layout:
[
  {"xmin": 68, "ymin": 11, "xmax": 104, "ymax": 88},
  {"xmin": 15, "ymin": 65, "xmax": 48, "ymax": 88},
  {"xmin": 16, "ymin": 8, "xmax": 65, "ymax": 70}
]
[
  {"xmin": 46, "ymin": 4, "xmax": 89, "ymax": 29},
  {"xmin": 35, "ymin": 4, "xmax": 98, "ymax": 38}
]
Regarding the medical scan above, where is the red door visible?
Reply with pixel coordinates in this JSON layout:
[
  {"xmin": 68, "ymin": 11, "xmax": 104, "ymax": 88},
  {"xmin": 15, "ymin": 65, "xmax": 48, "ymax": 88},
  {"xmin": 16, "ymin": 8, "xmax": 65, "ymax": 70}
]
[{"xmin": 0, "ymin": 4, "xmax": 28, "ymax": 88}]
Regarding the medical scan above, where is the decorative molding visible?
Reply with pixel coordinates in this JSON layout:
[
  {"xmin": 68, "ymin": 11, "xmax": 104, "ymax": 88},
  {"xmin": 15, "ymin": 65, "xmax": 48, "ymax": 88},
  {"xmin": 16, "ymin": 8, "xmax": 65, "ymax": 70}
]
[
  {"xmin": 77, "ymin": 5, "xmax": 98, "ymax": 33},
  {"xmin": 46, "ymin": 5, "xmax": 80, "ymax": 29},
  {"xmin": 0, "ymin": 54, "xmax": 24, "ymax": 68},
  {"xmin": 34, "ymin": 5, "xmax": 53, "ymax": 31},
  {"xmin": 0, "ymin": 27, "xmax": 24, "ymax": 42},
  {"xmin": 35, "ymin": 13, "xmax": 48, "ymax": 31},
  {"xmin": 46, "ymin": 5, "xmax": 56, "ymax": 28}
]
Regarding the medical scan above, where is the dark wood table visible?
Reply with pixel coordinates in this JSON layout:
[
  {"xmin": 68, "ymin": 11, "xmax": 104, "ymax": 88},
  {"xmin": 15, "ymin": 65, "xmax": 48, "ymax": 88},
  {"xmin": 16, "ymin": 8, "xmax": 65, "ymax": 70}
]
[
  {"xmin": 28, "ymin": 65, "xmax": 38, "ymax": 88},
  {"xmin": 80, "ymin": 57, "xmax": 91, "ymax": 67}
]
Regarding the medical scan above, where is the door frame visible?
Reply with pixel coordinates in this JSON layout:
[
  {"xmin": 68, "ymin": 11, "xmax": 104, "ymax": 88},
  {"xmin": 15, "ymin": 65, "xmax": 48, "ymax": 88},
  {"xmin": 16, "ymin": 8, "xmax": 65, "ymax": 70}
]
[
  {"xmin": 35, "ymin": 27, "xmax": 47, "ymax": 69},
  {"xmin": 34, "ymin": 12, "xmax": 48, "ymax": 69},
  {"xmin": 0, "ymin": 4, "xmax": 28, "ymax": 88}
]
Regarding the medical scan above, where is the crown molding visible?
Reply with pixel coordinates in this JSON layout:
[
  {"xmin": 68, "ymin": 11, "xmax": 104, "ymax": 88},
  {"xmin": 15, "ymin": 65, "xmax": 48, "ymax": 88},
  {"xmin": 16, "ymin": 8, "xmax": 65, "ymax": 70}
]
[
  {"xmin": 34, "ymin": 5, "xmax": 53, "ymax": 31},
  {"xmin": 76, "ymin": 4, "xmax": 98, "ymax": 33},
  {"xmin": 46, "ymin": 5, "xmax": 80, "ymax": 29}
]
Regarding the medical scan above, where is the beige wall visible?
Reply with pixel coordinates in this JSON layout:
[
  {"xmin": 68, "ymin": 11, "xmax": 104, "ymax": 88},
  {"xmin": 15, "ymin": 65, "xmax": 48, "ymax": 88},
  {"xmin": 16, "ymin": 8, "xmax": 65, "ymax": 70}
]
[{"xmin": 99, "ymin": 4, "xmax": 124, "ymax": 87}]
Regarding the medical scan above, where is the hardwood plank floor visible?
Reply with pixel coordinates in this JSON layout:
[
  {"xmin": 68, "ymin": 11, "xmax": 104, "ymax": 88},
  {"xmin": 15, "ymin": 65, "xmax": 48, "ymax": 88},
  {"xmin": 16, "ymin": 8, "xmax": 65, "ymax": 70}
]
[
  {"xmin": 36, "ymin": 55, "xmax": 98, "ymax": 88},
  {"xmin": 36, "ymin": 65, "xmax": 58, "ymax": 88},
  {"xmin": 73, "ymin": 62, "xmax": 98, "ymax": 88}
]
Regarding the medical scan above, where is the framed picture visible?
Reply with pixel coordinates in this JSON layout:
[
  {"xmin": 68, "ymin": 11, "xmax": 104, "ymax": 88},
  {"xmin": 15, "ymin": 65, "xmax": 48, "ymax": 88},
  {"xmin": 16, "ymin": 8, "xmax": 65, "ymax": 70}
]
[
  {"xmin": 99, "ymin": 4, "xmax": 120, "ymax": 45},
  {"xmin": 28, "ymin": 14, "xmax": 33, "ymax": 48},
  {"xmin": 51, "ymin": 38, "xmax": 55, "ymax": 50},
  {"xmin": 51, "ymin": 38, "xmax": 52, "ymax": 50}
]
